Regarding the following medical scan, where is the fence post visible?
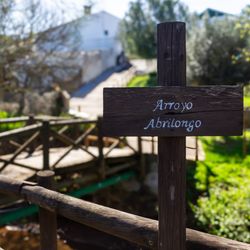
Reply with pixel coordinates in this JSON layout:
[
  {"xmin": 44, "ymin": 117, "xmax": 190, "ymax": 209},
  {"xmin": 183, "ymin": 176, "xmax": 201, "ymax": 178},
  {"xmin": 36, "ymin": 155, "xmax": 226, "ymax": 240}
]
[
  {"xmin": 151, "ymin": 136, "xmax": 155, "ymax": 155},
  {"xmin": 97, "ymin": 117, "xmax": 105, "ymax": 179},
  {"xmin": 37, "ymin": 170, "xmax": 57, "ymax": 250},
  {"xmin": 27, "ymin": 114, "xmax": 35, "ymax": 125},
  {"xmin": 243, "ymin": 111, "xmax": 247, "ymax": 157},
  {"xmin": 195, "ymin": 137, "xmax": 199, "ymax": 161},
  {"xmin": 41, "ymin": 121, "xmax": 50, "ymax": 170},
  {"xmin": 137, "ymin": 137, "xmax": 145, "ymax": 179},
  {"xmin": 27, "ymin": 115, "xmax": 35, "ymax": 154}
]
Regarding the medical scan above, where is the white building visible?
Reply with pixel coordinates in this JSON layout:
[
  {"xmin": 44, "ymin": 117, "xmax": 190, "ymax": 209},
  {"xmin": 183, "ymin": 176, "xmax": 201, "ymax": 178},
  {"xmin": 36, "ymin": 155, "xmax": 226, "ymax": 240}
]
[{"xmin": 34, "ymin": 9, "xmax": 124, "ymax": 92}]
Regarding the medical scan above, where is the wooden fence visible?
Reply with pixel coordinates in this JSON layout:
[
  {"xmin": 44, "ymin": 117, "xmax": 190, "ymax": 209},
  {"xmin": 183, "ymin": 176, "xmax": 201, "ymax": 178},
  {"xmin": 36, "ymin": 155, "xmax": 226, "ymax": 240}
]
[
  {"xmin": 0, "ymin": 172, "xmax": 249, "ymax": 250},
  {"xmin": 0, "ymin": 116, "xmax": 199, "ymax": 180},
  {"xmin": 0, "ymin": 116, "xmax": 145, "ymax": 179}
]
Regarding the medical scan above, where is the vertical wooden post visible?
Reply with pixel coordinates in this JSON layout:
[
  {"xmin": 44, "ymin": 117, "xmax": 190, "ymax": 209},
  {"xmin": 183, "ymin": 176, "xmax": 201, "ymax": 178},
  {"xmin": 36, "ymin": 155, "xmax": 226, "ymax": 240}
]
[
  {"xmin": 195, "ymin": 137, "xmax": 199, "ymax": 161},
  {"xmin": 97, "ymin": 117, "xmax": 105, "ymax": 179},
  {"xmin": 27, "ymin": 115, "xmax": 35, "ymax": 126},
  {"xmin": 37, "ymin": 170, "xmax": 57, "ymax": 250},
  {"xmin": 41, "ymin": 121, "xmax": 50, "ymax": 170},
  {"xmin": 152, "ymin": 137, "xmax": 155, "ymax": 155},
  {"xmin": 157, "ymin": 22, "xmax": 186, "ymax": 250},
  {"xmin": 27, "ymin": 115, "xmax": 35, "ymax": 154},
  {"xmin": 137, "ymin": 137, "xmax": 145, "ymax": 179},
  {"xmin": 243, "ymin": 112, "xmax": 247, "ymax": 157}
]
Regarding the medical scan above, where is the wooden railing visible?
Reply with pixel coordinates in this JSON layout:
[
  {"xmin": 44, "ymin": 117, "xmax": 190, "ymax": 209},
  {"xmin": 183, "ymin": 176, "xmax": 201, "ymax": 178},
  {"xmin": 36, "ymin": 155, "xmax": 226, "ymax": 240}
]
[
  {"xmin": 0, "ymin": 116, "xmax": 199, "ymax": 180},
  {"xmin": 0, "ymin": 116, "xmax": 142, "ymax": 179},
  {"xmin": 0, "ymin": 172, "xmax": 249, "ymax": 250}
]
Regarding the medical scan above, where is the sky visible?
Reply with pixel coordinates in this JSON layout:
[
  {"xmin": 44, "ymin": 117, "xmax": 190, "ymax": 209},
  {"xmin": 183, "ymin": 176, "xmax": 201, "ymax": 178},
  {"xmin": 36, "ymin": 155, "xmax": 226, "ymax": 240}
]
[
  {"xmin": 11, "ymin": 0, "xmax": 250, "ymax": 32},
  {"xmin": 78, "ymin": 0, "xmax": 250, "ymax": 18}
]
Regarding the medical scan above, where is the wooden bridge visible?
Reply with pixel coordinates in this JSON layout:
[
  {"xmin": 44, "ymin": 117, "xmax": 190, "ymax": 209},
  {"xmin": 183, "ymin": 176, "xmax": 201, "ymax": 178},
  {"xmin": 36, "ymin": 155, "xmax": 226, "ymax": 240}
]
[{"xmin": 0, "ymin": 116, "xmax": 203, "ymax": 183}]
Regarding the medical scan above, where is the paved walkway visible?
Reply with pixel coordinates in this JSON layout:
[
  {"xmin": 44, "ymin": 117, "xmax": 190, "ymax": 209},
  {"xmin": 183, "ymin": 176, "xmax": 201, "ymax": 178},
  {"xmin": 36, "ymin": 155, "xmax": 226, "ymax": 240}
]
[{"xmin": 70, "ymin": 66, "xmax": 136, "ymax": 119}]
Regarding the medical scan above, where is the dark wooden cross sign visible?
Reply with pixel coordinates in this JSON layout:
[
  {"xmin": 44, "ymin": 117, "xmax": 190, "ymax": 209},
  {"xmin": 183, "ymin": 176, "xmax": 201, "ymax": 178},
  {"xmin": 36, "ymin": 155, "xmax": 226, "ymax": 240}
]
[{"xmin": 102, "ymin": 22, "xmax": 243, "ymax": 250}]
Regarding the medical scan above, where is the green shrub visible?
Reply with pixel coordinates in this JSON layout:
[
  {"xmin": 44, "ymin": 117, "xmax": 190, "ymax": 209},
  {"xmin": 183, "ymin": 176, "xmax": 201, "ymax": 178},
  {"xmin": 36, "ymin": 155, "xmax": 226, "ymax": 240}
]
[
  {"xmin": 187, "ymin": 16, "xmax": 250, "ymax": 85},
  {"xmin": 191, "ymin": 136, "xmax": 250, "ymax": 243},
  {"xmin": 0, "ymin": 111, "xmax": 24, "ymax": 132},
  {"xmin": 193, "ymin": 185, "xmax": 250, "ymax": 242}
]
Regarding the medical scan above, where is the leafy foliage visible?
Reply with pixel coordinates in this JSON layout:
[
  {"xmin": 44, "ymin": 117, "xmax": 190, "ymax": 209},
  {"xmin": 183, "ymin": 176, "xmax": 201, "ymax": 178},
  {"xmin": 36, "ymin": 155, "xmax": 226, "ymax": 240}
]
[
  {"xmin": 187, "ymin": 15, "xmax": 250, "ymax": 85},
  {"xmin": 120, "ymin": 0, "xmax": 155, "ymax": 58},
  {"xmin": 122, "ymin": 1, "xmax": 250, "ymax": 84},
  {"xmin": 234, "ymin": 5, "xmax": 250, "ymax": 63},
  {"xmin": 191, "ymin": 136, "xmax": 250, "ymax": 242},
  {"xmin": 120, "ymin": 0, "xmax": 189, "ymax": 58},
  {"xmin": 127, "ymin": 72, "xmax": 157, "ymax": 87},
  {"xmin": 0, "ymin": 111, "xmax": 24, "ymax": 132},
  {"xmin": 0, "ymin": 0, "xmax": 80, "ymax": 114}
]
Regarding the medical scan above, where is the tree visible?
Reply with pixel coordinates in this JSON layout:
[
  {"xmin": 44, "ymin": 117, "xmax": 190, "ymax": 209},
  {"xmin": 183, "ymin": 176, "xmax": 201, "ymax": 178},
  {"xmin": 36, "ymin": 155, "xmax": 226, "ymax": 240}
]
[
  {"xmin": 120, "ymin": 0, "xmax": 155, "ymax": 58},
  {"xmin": 234, "ymin": 5, "xmax": 250, "ymax": 64},
  {"xmin": 147, "ymin": 0, "xmax": 189, "ymax": 22},
  {"xmin": 120, "ymin": 0, "xmax": 189, "ymax": 58},
  {"xmin": 187, "ymin": 14, "xmax": 250, "ymax": 85},
  {"xmin": 0, "ymin": 0, "xmax": 81, "ymax": 114}
]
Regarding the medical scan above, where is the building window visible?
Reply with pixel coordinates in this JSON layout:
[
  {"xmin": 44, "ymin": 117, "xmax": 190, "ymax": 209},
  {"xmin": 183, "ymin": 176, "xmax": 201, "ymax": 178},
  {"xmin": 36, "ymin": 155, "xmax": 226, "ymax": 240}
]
[{"xmin": 104, "ymin": 30, "xmax": 109, "ymax": 36}]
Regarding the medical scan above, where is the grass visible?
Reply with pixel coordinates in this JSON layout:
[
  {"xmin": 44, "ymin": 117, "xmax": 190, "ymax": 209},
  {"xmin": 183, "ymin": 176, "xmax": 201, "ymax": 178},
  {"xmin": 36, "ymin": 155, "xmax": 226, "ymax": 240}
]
[
  {"xmin": 127, "ymin": 72, "xmax": 157, "ymax": 87},
  {"xmin": 244, "ymin": 84, "xmax": 250, "ymax": 108},
  {"xmin": 190, "ymin": 134, "xmax": 250, "ymax": 242},
  {"xmin": 244, "ymin": 95, "xmax": 250, "ymax": 108}
]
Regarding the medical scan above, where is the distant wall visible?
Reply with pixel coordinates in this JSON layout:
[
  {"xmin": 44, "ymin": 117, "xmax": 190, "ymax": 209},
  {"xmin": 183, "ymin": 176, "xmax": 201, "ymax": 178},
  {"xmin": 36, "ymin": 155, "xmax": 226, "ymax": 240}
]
[
  {"xmin": 81, "ymin": 49, "xmax": 116, "ymax": 83},
  {"xmin": 131, "ymin": 59, "xmax": 157, "ymax": 74},
  {"xmin": 35, "ymin": 47, "xmax": 120, "ymax": 93}
]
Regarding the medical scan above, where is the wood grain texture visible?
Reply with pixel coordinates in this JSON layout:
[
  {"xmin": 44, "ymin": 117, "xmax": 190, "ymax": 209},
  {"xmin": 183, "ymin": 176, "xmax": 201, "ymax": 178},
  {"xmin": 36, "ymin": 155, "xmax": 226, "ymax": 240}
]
[
  {"xmin": 103, "ymin": 86, "xmax": 243, "ymax": 136},
  {"xmin": 157, "ymin": 22, "xmax": 186, "ymax": 250},
  {"xmin": 41, "ymin": 121, "xmax": 50, "ymax": 170},
  {"xmin": 1, "ymin": 175, "xmax": 250, "ymax": 250},
  {"xmin": 37, "ymin": 171, "xmax": 57, "ymax": 250}
]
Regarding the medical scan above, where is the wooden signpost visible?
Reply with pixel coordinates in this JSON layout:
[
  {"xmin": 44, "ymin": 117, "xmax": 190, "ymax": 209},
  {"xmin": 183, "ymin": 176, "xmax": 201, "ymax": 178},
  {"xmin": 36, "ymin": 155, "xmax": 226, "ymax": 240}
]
[{"xmin": 103, "ymin": 22, "xmax": 243, "ymax": 250}]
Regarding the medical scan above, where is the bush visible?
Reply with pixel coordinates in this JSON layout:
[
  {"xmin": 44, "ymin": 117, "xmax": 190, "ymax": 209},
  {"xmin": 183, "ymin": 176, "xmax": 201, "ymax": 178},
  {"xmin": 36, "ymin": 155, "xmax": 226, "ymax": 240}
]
[
  {"xmin": 191, "ymin": 136, "xmax": 250, "ymax": 243},
  {"xmin": 0, "ymin": 111, "xmax": 24, "ymax": 132},
  {"xmin": 187, "ymin": 16, "xmax": 250, "ymax": 85},
  {"xmin": 194, "ymin": 185, "xmax": 250, "ymax": 242}
]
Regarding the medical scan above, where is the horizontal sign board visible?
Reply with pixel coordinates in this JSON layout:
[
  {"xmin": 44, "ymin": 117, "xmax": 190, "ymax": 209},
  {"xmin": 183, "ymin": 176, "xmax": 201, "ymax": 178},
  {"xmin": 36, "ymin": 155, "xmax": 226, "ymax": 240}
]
[{"xmin": 103, "ymin": 86, "xmax": 243, "ymax": 137}]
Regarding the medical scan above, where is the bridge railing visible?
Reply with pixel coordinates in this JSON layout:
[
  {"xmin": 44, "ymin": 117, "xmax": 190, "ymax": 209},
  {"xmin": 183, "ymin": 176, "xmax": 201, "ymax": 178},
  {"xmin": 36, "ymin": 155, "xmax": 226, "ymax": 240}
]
[
  {"xmin": 0, "ymin": 116, "xmax": 199, "ymax": 179},
  {"xmin": 0, "ymin": 116, "xmax": 143, "ymax": 178},
  {"xmin": 0, "ymin": 172, "xmax": 249, "ymax": 250}
]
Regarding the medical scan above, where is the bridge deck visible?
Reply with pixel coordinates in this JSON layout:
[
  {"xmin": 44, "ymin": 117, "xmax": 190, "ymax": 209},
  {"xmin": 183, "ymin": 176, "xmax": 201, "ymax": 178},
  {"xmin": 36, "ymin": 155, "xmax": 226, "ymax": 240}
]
[
  {"xmin": 0, "ymin": 137, "xmax": 204, "ymax": 181},
  {"xmin": 0, "ymin": 146, "xmax": 135, "ymax": 181}
]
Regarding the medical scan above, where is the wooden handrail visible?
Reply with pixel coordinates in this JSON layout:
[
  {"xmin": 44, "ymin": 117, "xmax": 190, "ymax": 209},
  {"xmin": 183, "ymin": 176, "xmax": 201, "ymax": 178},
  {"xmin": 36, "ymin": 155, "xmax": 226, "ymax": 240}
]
[
  {"xmin": 0, "ymin": 124, "xmax": 42, "ymax": 140},
  {"xmin": 0, "ymin": 117, "xmax": 30, "ymax": 124},
  {"xmin": 0, "ymin": 175, "xmax": 249, "ymax": 250},
  {"xmin": 0, "ymin": 116, "xmax": 69, "ymax": 124},
  {"xmin": 49, "ymin": 119, "xmax": 97, "ymax": 127}
]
